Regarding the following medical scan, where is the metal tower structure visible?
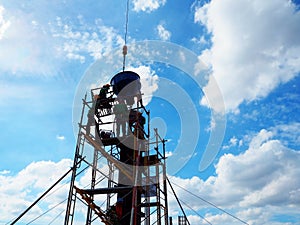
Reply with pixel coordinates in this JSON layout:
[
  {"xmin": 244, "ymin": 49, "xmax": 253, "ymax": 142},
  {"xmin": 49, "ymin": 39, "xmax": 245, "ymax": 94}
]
[{"xmin": 64, "ymin": 71, "xmax": 169, "ymax": 225}]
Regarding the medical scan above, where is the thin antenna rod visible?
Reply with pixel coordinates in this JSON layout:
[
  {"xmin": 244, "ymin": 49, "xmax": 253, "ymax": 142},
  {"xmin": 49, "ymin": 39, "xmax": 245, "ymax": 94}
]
[{"xmin": 122, "ymin": 0, "xmax": 130, "ymax": 71}]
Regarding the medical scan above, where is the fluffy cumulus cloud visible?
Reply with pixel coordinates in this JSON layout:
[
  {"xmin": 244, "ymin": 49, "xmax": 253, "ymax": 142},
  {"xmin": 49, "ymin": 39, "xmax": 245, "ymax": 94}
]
[
  {"xmin": 0, "ymin": 158, "xmax": 121, "ymax": 224},
  {"xmin": 168, "ymin": 124, "xmax": 300, "ymax": 224},
  {"xmin": 1, "ymin": 125, "xmax": 299, "ymax": 224},
  {"xmin": 0, "ymin": 159, "xmax": 72, "ymax": 223},
  {"xmin": 195, "ymin": 0, "xmax": 300, "ymax": 113},
  {"xmin": 132, "ymin": 0, "xmax": 166, "ymax": 13}
]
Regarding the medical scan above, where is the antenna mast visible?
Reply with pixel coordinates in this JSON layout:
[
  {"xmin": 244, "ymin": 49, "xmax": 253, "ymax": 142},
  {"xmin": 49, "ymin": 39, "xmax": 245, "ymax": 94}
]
[{"xmin": 122, "ymin": 0, "xmax": 130, "ymax": 71}]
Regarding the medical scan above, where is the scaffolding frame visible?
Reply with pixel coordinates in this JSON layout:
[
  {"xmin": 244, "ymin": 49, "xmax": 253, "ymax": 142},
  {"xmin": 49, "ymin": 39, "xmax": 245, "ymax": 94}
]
[{"xmin": 64, "ymin": 87, "xmax": 169, "ymax": 225}]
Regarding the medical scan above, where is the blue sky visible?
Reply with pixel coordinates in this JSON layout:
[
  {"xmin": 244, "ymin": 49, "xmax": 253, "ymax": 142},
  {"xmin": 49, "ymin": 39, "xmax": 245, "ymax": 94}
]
[{"xmin": 0, "ymin": 0, "xmax": 300, "ymax": 224}]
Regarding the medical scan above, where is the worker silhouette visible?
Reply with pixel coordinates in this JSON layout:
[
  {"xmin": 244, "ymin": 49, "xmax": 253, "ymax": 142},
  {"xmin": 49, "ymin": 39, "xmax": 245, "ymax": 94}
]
[
  {"xmin": 134, "ymin": 111, "xmax": 146, "ymax": 140},
  {"xmin": 132, "ymin": 111, "xmax": 146, "ymax": 152},
  {"xmin": 113, "ymin": 98, "xmax": 128, "ymax": 137},
  {"xmin": 96, "ymin": 84, "xmax": 111, "ymax": 114},
  {"xmin": 128, "ymin": 110, "xmax": 146, "ymax": 139}
]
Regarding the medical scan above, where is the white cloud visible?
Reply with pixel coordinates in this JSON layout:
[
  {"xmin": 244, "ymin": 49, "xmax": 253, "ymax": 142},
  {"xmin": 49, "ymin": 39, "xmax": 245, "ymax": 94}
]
[
  {"xmin": 1, "ymin": 124, "xmax": 299, "ymax": 224},
  {"xmin": 0, "ymin": 170, "xmax": 10, "ymax": 175},
  {"xmin": 0, "ymin": 157, "xmax": 121, "ymax": 224},
  {"xmin": 157, "ymin": 24, "xmax": 171, "ymax": 41},
  {"xmin": 0, "ymin": 6, "xmax": 124, "ymax": 75},
  {"xmin": 229, "ymin": 136, "xmax": 237, "ymax": 146},
  {"xmin": 191, "ymin": 35, "xmax": 208, "ymax": 45},
  {"xmin": 168, "ymin": 124, "xmax": 300, "ymax": 224},
  {"xmin": 53, "ymin": 18, "xmax": 124, "ymax": 63},
  {"xmin": 187, "ymin": 215, "xmax": 202, "ymax": 224},
  {"xmin": 0, "ymin": 159, "xmax": 72, "ymax": 222},
  {"xmin": 132, "ymin": 0, "xmax": 166, "ymax": 12},
  {"xmin": 205, "ymin": 116, "xmax": 216, "ymax": 131},
  {"xmin": 129, "ymin": 65, "xmax": 159, "ymax": 105},
  {"xmin": 56, "ymin": 135, "xmax": 65, "ymax": 140},
  {"xmin": 271, "ymin": 122, "xmax": 300, "ymax": 146},
  {"xmin": 0, "ymin": 5, "xmax": 10, "ymax": 39},
  {"xmin": 0, "ymin": 6, "xmax": 59, "ymax": 75},
  {"xmin": 222, "ymin": 136, "xmax": 238, "ymax": 150},
  {"xmin": 165, "ymin": 151, "xmax": 173, "ymax": 158},
  {"xmin": 195, "ymin": 0, "xmax": 300, "ymax": 113},
  {"xmin": 248, "ymin": 129, "xmax": 273, "ymax": 149}
]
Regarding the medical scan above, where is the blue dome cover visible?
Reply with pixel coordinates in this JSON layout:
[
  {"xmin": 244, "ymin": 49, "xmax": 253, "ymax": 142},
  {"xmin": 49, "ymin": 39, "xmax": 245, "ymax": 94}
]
[{"xmin": 110, "ymin": 71, "xmax": 141, "ymax": 96}]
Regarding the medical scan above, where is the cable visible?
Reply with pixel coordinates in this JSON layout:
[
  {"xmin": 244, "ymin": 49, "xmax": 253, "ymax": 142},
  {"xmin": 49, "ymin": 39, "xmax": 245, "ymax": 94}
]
[
  {"xmin": 169, "ymin": 179, "xmax": 250, "ymax": 225},
  {"xmin": 48, "ymin": 209, "xmax": 65, "ymax": 225},
  {"xmin": 10, "ymin": 167, "xmax": 74, "ymax": 225},
  {"xmin": 177, "ymin": 197, "xmax": 212, "ymax": 225},
  {"xmin": 166, "ymin": 179, "xmax": 211, "ymax": 224},
  {"xmin": 166, "ymin": 177, "xmax": 190, "ymax": 225},
  {"xmin": 26, "ymin": 199, "xmax": 67, "ymax": 224}
]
